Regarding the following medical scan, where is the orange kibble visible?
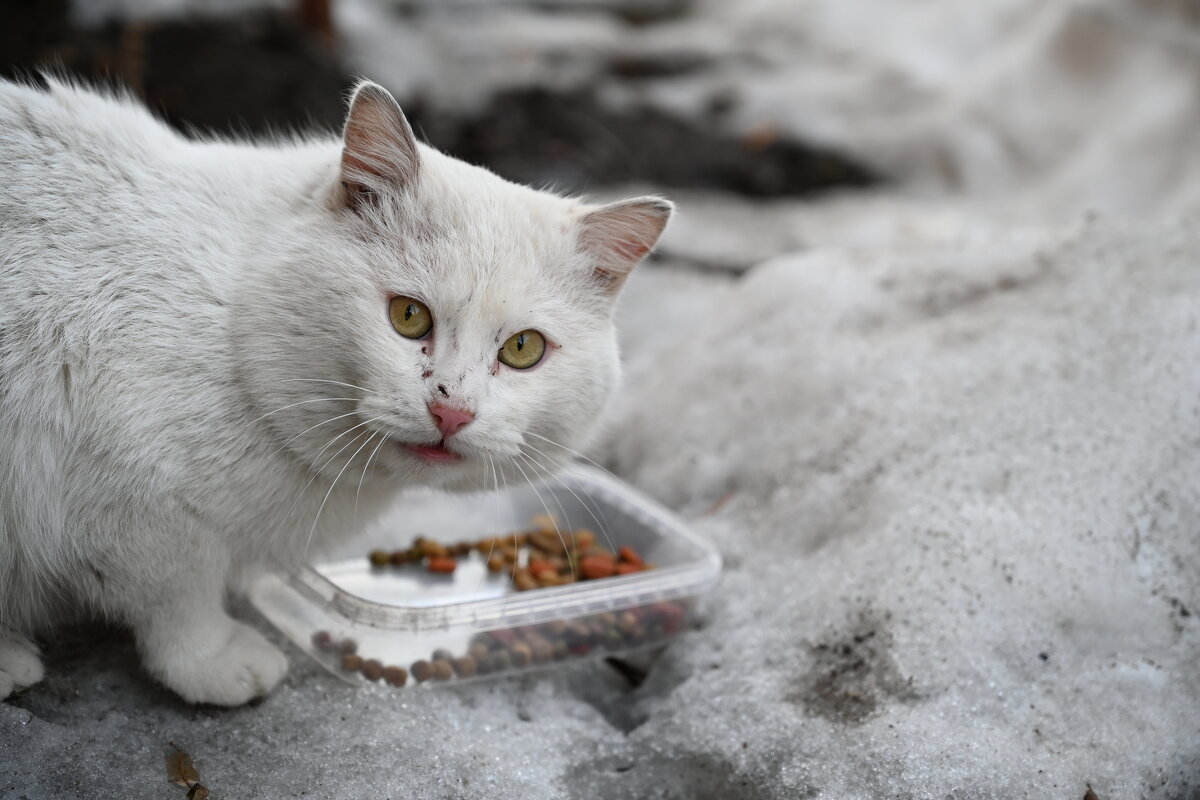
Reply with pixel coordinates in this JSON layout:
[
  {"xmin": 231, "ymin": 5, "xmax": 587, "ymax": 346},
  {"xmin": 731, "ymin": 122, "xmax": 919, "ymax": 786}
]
[
  {"xmin": 579, "ymin": 554, "xmax": 617, "ymax": 580},
  {"xmin": 426, "ymin": 556, "xmax": 457, "ymax": 574},
  {"xmin": 617, "ymin": 546, "xmax": 643, "ymax": 566}
]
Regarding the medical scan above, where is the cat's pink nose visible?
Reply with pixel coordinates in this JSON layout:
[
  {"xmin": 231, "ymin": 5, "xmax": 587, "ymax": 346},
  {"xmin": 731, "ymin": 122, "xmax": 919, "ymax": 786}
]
[{"xmin": 428, "ymin": 403, "xmax": 475, "ymax": 439}]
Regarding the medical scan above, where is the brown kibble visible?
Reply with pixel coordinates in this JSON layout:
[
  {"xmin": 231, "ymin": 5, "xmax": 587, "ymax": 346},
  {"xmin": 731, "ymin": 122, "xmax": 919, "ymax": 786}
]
[
  {"xmin": 432, "ymin": 659, "xmax": 454, "ymax": 680},
  {"xmin": 491, "ymin": 649, "xmax": 512, "ymax": 671},
  {"xmin": 338, "ymin": 638, "xmax": 358, "ymax": 655},
  {"xmin": 369, "ymin": 549, "xmax": 390, "ymax": 568},
  {"xmin": 452, "ymin": 541, "xmax": 473, "ymax": 557},
  {"xmin": 573, "ymin": 529, "xmax": 596, "ymax": 550},
  {"xmin": 509, "ymin": 642, "xmax": 533, "ymax": 667},
  {"xmin": 453, "ymin": 656, "xmax": 478, "ymax": 678},
  {"xmin": 383, "ymin": 666, "xmax": 408, "ymax": 687},
  {"xmin": 311, "ymin": 630, "xmax": 334, "ymax": 651},
  {"xmin": 427, "ymin": 556, "xmax": 457, "ymax": 574},
  {"xmin": 513, "ymin": 568, "xmax": 538, "ymax": 592},
  {"xmin": 411, "ymin": 659, "xmax": 434, "ymax": 682},
  {"xmin": 617, "ymin": 611, "xmax": 640, "ymax": 634},
  {"xmin": 341, "ymin": 653, "xmax": 362, "ymax": 672},
  {"xmin": 538, "ymin": 572, "xmax": 566, "ymax": 588},
  {"xmin": 580, "ymin": 554, "xmax": 617, "ymax": 580},
  {"xmin": 469, "ymin": 642, "xmax": 491, "ymax": 660},
  {"xmin": 187, "ymin": 784, "xmax": 210, "ymax": 800},
  {"xmin": 420, "ymin": 539, "xmax": 449, "ymax": 559},
  {"xmin": 529, "ymin": 637, "xmax": 554, "ymax": 664},
  {"xmin": 529, "ymin": 531, "xmax": 568, "ymax": 554},
  {"xmin": 564, "ymin": 620, "xmax": 592, "ymax": 645},
  {"xmin": 390, "ymin": 549, "xmax": 410, "ymax": 566},
  {"xmin": 486, "ymin": 554, "xmax": 506, "ymax": 572},
  {"xmin": 361, "ymin": 659, "xmax": 384, "ymax": 681},
  {"xmin": 501, "ymin": 545, "xmax": 519, "ymax": 564}
]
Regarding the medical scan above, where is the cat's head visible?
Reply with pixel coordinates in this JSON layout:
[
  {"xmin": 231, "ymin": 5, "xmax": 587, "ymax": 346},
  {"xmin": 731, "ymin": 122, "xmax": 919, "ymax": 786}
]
[{"xmin": 244, "ymin": 81, "xmax": 670, "ymax": 493}]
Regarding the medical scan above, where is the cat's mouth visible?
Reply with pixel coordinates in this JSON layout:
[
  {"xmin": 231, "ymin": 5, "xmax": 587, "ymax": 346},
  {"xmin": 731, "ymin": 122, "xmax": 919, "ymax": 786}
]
[{"xmin": 400, "ymin": 440, "xmax": 463, "ymax": 464}]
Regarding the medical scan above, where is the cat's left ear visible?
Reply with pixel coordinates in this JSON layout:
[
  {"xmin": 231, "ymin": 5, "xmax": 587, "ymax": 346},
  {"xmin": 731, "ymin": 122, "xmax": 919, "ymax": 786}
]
[
  {"xmin": 578, "ymin": 197, "xmax": 673, "ymax": 295},
  {"xmin": 340, "ymin": 81, "xmax": 421, "ymax": 210}
]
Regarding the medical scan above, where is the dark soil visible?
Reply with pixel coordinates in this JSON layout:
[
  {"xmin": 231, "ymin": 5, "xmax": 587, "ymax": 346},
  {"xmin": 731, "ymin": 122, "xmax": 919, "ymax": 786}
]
[{"xmin": 0, "ymin": 1, "xmax": 881, "ymax": 197}]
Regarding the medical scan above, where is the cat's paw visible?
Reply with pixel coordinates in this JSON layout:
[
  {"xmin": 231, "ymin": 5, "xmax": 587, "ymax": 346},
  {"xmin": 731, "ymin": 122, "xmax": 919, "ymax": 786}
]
[
  {"xmin": 152, "ymin": 623, "xmax": 287, "ymax": 706},
  {"xmin": 0, "ymin": 631, "xmax": 44, "ymax": 700}
]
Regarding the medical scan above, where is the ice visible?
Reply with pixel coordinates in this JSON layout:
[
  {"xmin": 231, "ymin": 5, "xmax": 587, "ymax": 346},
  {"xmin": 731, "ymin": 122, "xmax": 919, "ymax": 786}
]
[{"xmin": 4, "ymin": 0, "xmax": 1200, "ymax": 797}]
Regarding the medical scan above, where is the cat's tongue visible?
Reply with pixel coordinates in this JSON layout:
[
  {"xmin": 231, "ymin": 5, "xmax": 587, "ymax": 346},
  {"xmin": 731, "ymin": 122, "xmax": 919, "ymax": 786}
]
[{"xmin": 404, "ymin": 442, "xmax": 463, "ymax": 463}]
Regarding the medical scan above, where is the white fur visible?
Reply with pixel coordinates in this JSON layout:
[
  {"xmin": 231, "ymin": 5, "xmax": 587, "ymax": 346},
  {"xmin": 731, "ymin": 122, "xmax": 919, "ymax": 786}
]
[{"xmin": 0, "ymin": 76, "xmax": 670, "ymax": 705}]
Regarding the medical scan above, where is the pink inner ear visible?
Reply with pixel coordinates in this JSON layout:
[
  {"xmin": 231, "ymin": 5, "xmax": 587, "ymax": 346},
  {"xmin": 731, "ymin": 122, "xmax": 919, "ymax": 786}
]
[{"xmin": 611, "ymin": 240, "xmax": 650, "ymax": 261}]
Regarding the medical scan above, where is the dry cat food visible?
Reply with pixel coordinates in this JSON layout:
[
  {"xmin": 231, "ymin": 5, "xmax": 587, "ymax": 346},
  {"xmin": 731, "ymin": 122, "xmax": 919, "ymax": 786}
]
[
  {"xmin": 250, "ymin": 464, "xmax": 722, "ymax": 694},
  {"xmin": 308, "ymin": 515, "xmax": 686, "ymax": 687},
  {"xmin": 365, "ymin": 516, "xmax": 655, "ymax": 588},
  {"xmin": 310, "ymin": 598, "xmax": 688, "ymax": 688}
]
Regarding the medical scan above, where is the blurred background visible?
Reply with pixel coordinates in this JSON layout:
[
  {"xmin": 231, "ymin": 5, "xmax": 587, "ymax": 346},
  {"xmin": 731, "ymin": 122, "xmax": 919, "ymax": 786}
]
[{"xmin": 7, "ymin": 0, "xmax": 1200, "ymax": 256}]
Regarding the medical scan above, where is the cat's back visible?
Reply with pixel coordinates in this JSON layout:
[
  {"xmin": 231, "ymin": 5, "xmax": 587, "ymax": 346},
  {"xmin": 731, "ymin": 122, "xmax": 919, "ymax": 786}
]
[
  {"xmin": 0, "ymin": 77, "xmax": 180, "ymax": 222},
  {"xmin": 0, "ymin": 78, "xmax": 244, "ymax": 459}
]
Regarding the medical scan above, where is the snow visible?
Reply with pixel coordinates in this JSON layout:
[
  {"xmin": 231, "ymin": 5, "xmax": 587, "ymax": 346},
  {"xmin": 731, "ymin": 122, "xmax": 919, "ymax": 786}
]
[{"xmin": 4, "ymin": 0, "xmax": 1200, "ymax": 797}]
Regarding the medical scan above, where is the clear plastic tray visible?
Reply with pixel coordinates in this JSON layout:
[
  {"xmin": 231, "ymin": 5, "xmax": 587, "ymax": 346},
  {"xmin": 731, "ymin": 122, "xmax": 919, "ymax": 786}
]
[{"xmin": 249, "ymin": 464, "xmax": 722, "ymax": 688}]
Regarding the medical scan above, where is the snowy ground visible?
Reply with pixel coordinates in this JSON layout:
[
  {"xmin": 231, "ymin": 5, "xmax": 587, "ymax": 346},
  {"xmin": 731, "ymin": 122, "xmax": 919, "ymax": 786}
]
[{"xmin": 4, "ymin": 0, "xmax": 1200, "ymax": 798}]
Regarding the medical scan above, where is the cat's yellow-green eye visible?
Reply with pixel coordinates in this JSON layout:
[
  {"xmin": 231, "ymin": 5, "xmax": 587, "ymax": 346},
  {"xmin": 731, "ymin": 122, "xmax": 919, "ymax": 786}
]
[
  {"xmin": 389, "ymin": 296, "xmax": 432, "ymax": 339},
  {"xmin": 499, "ymin": 330, "xmax": 546, "ymax": 370}
]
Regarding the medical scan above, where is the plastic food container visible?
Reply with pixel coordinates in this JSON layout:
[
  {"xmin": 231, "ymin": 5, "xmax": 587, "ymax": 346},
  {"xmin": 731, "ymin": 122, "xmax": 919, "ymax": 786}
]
[{"xmin": 249, "ymin": 464, "xmax": 722, "ymax": 687}]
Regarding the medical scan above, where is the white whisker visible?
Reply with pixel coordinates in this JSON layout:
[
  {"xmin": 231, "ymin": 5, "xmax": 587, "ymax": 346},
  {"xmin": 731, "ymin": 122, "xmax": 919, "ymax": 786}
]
[
  {"xmin": 516, "ymin": 453, "xmax": 580, "ymax": 578},
  {"xmin": 353, "ymin": 433, "xmax": 389, "ymax": 533},
  {"xmin": 304, "ymin": 428, "xmax": 380, "ymax": 558},
  {"xmin": 239, "ymin": 396, "xmax": 358, "ymax": 431},
  {"xmin": 510, "ymin": 454, "xmax": 571, "ymax": 564},
  {"xmin": 523, "ymin": 431, "xmax": 620, "ymax": 480},
  {"xmin": 265, "ymin": 415, "xmax": 389, "ymax": 551},
  {"xmin": 281, "ymin": 378, "xmax": 372, "ymax": 393},
  {"xmin": 265, "ymin": 409, "xmax": 369, "ymax": 463},
  {"xmin": 520, "ymin": 440, "xmax": 616, "ymax": 553}
]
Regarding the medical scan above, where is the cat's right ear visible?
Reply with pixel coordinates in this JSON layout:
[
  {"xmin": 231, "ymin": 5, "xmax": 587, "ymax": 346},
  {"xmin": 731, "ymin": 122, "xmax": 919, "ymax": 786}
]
[{"xmin": 339, "ymin": 81, "xmax": 421, "ymax": 211}]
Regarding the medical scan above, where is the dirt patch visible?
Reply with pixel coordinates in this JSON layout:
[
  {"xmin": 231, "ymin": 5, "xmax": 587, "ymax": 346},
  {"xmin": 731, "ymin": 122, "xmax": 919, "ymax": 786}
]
[{"xmin": 787, "ymin": 614, "xmax": 919, "ymax": 725}]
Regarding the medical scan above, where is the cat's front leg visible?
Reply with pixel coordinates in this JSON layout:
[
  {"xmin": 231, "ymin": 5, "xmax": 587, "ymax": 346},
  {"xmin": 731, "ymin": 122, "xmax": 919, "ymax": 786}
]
[{"xmin": 130, "ymin": 566, "xmax": 287, "ymax": 706}]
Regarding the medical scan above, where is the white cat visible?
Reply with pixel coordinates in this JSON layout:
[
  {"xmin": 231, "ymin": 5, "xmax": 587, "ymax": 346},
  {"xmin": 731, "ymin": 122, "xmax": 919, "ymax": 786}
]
[{"xmin": 0, "ymin": 76, "xmax": 670, "ymax": 705}]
